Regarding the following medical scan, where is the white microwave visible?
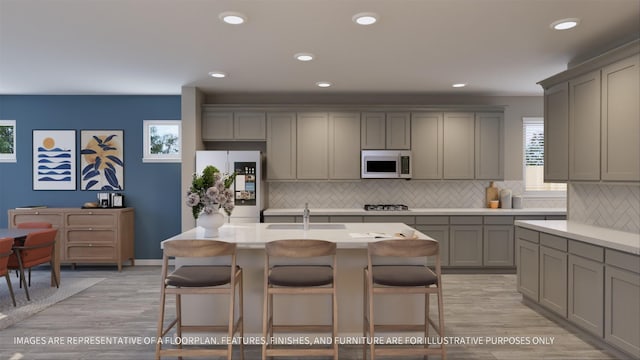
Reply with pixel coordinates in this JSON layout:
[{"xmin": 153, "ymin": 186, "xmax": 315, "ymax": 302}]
[{"xmin": 361, "ymin": 150, "xmax": 412, "ymax": 179}]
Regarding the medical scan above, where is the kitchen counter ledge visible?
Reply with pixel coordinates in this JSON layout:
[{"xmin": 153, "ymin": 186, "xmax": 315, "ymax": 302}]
[
  {"xmin": 264, "ymin": 207, "xmax": 566, "ymax": 216},
  {"xmin": 514, "ymin": 220, "xmax": 640, "ymax": 255}
]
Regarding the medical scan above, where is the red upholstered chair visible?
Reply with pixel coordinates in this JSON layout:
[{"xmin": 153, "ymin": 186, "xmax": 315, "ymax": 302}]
[
  {"xmin": 0, "ymin": 237, "xmax": 17, "ymax": 306},
  {"xmin": 8, "ymin": 228, "xmax": 58, "ymax": 301},
  {"xmin": 16, "ymin": 222, "xmax": 53, "ymax": 229}
]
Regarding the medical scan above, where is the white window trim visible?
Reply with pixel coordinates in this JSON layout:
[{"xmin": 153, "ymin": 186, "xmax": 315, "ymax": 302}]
[
  {"xmin": 522, "ymin": 117, "xmax": 566, "ymax": 198},
  {"xmin": 0, "ymin": 120, "xmax": 17, "ymax": 163},
  {"xmin": 142, "ymin": 120, "xmax": 182, "ymax": 163}
]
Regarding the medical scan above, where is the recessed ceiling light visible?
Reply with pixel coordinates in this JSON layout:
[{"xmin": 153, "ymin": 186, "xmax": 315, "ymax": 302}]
[
  {"xmin": 294, "ymin": 53, "xmax": 315, "ymax": 62},
  {"xmin": 219, "ymin": 11, "xmax": 247, "ymax": 25},
  {"xmin": 208, "ymin": 71, "xmax": 227, "ymax": 78},
  {"xmin": 316, "ymin": 81, "xmax": 332, "ymax": 88},
  {"xmin": 352, "ymin": 12, "xmax": 378, "ymax": 25},
  {"xmin": 452, "ymin": 83, "xmax": 466, "ymax": 88},
  {"xmin": 550, "ymin": 18, "xmax": 579, "ymax": 30}
]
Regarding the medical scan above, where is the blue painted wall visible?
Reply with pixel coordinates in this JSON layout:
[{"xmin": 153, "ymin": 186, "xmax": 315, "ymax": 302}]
[{"xmin": 0, "ymin": 95, "xmax": 181, "ymax": 259}]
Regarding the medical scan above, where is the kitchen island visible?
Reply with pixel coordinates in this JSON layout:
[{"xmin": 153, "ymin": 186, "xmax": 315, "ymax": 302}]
[{"xmin": 161, "ymin": 222, "xmax": 432, "ymax": 337}]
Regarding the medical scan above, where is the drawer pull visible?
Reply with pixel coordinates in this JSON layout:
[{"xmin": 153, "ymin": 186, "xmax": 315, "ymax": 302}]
[
  {"xmin": 89, "ymin": 244, "xmax": 92, "ymax": 247},
  {"xmin": 89, "ymin": 211, "xmax": 93, "ymax": 215},
  {"xmin": 35, "ymin": 211, "xmax": 39, "ymax": 215}
]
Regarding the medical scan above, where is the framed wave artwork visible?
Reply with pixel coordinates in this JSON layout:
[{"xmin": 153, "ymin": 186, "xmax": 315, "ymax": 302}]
[
  {"xmin": 33, "ymin": 130, "xmax": 77, "ymax": 190},
  {"xmin": 80, "ymin": 130, "xmax": 124, "ymax": 191}
]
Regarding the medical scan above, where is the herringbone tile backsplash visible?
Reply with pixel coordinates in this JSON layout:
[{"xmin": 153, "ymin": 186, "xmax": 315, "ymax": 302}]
[
  {"xmin": 268, "ymin": 180, "xmax": 566, "ymax": 209},
  {"xmin": 569, "ymin": 183, "xmax": 640, "ymax": 233}
]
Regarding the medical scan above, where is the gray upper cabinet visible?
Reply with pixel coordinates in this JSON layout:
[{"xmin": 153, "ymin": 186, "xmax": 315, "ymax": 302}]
[
  {"xmin": 386, "ymin": 112, "xmax": 411, "ymax": 149},
  {"xmin": 266, "ymin": 112, "xmax": 297, "ymax": 180},
  {"xmin": 544, "ymin": 82, "xmax": 569, "ymax": 182},
  {"xmin": 443, "ymin": 112, "xmax": 475, "ymax": 179},
  {"xmin": 202, "ymin": 111, "xmax": 234, "ymax": 140},
  {"xmin": 361, "ymin": 112, "xmax": 386, "ymax": 149},
  {"xmin": 297, "ymin": 112, "xmax": 329, "ymax": 180},
  {"xmin": 475, "ymin": 112, "xmax": 504, "ymax": 180},
  {"xmin": 329, "ymin": 112, "xmax": 361, "ymax": 180},
  {"xmin": 601, "ymin": 54, "xmax": 640, "ymax": 181},
  {"xmin": 202, "ymin": 111, "xmax": 266, "ymax": 141},
  {"xmin": 361, "ymin": 112, "xmax": 410, "ymax": 149},
  {"xmin": 411, "ymin": 112, "xmax": 443, "ymax": 179},
  {"xmin": 234, "ymin": 112, "xmax": 266, "ymax": 140},
  {"xmin": 569, "ymin": 71, "xmax": 601, "ymax": 180}
]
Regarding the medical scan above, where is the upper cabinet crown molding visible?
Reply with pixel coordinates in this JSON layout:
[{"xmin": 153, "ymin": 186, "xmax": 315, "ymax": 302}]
[{"xmin": 539, "ymin": 39, "xmax": 639, "ymax": 89}]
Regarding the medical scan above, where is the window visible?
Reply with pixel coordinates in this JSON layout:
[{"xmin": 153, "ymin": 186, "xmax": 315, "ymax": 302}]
[
  {"xmin": 143, "ymin": 120, "xmax": 181, "ymax": 163},
  {"xmin": 0, "ymin": 120, "xmax": 17, "ymax": 162},
  {"xmin": 523, "ymin": 117, "xmax": 566, "ymax": 194}
]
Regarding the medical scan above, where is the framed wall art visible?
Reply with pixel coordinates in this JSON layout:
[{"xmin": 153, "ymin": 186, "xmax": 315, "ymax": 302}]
[
  {"xmin": 142, "ymin": 120, "xmax": 181, "ymax": 163},
  {"xmin": 33, "ymin": 130, "xmax": 76, "ymax": 190},
  {"xmin": 0, "ymin": 120, "xmax": 17, "ymax": 163},
  {"xmin": 80, "ymin": 130, "xmax": 124, "ymax": 191}
]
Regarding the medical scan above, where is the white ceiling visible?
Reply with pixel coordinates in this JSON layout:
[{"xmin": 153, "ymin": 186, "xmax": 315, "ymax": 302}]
[{"xmin": 1, "ymin": 0, "xmax": 638, "ymax": 96}]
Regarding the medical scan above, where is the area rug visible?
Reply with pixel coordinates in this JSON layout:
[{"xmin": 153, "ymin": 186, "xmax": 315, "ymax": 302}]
[{"xmin": 0, "ymin": 276, "xmax": 105, "ymax": 330}]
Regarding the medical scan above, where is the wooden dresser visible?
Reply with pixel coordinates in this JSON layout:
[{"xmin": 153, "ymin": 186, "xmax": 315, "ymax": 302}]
[{"xmin": 8, "ymin": 207, "xmax": 135, "ymax": 271}]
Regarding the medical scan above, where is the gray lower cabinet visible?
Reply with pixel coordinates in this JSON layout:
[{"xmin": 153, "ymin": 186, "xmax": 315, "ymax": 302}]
[
  {"xmin": 449, "ymin": 225, "xmax": 483, "ymax": 266},
  {"xmin": 516, "ymin": 227, "xmax": 539, "ymax": 301},
  {"xmin": 416, "ymin": 225, "xmax": 449, "ymax": 266},
  {"xmin": 568, "ymin": 254, "xmax": 604, "ymax": 336},
  {"xmin": 483, "ymin": 225, "xmax": 514, "ymax": 266},
  {"xmin": 605, "ymin": 250, "xmax": 640, "ymax": 357},
  {"xmin": 539, "ymin": 234, "xmax": 568, "ymax": 317}
]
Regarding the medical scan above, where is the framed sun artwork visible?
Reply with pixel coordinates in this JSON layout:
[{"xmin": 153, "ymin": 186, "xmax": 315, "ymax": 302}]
[
  {"xmin": 80, "ymin": 130, "xmax": 124, "ymax": 191},
  {"xmin": 33, "ymin": 130, "xmax": 77, "ymax": 190}
]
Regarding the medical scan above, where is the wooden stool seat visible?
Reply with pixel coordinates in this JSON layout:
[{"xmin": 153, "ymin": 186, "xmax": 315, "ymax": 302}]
[{"xmin": 364, "ymin": 239, "xmax": 447, "ymax": 360}]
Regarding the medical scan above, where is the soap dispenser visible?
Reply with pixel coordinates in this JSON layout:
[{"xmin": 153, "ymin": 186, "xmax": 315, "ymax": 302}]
[{"xmin": 303, "ymin": 203, "xmax": 310, "ymax": 231}]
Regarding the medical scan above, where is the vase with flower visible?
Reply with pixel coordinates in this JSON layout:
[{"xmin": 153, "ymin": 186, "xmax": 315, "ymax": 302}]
[{"xmin": 185, "ymin": 165, "xmax": 236, "ymax": 237}]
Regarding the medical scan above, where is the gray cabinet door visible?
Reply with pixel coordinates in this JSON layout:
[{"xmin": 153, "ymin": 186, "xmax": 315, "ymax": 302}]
[
  {"xmin": 569, "ymin": 71, "xmax": 601, "ymax": 180},
  {"xmin": 449, "ymin": 225, "xmax": 482, "ymax": 266},
  {"xmin": 361, "ymin": 112, "xmax": 386, "ymax": 149},
  {"xmin": 544, "ymin": 82, "xmax": 569, "ymax": 182},
  {"xmin": 475, "ymin": 112, "xmax": 504, "ymax": 180},
  {"xmin": 483, "ymin": 225, "xmax": 514, "ymax": 266},
  {"xmin": 443, "ymin": 112, "xmax": 475, "ymax": 179},
  {"xmin": 297, "ymin": 112, "xmax": 329, "ymax": 179},
  {"xmin": 266, "ymin": 112, "xmax": 297, "ymax": 180},
  {"xmin": 202, "ymin": 111, "xmax": 234, "ymax": 140},
  {"xmin": 386, "ymin": 112, "xmax": 411, "ymax": 149},
  {"xmin": 568, "ymin": 254, "xmax": 604, "ymax": 336},
  {"xmin": 601, "ymin": 54, "xmax": 640, "ymax": 181},
  {"xmin": 539, "ymin": 246, "xmax": 568, "ymax": 317},
  {"xmin": 605, "ymin": 265, "xmax": 640, "ymax": 357},
  {"xmin": 416, "ymin": 225, "xmax": 449, "ymax": 266},
  {"xmin": 329, "ymin": 112, "xmax": 361, "ymax": 180},
  {"xmin": 411, "ymin": 112, "xmax": 442, "ymax": 179},
  {"xmin": 234, "ymin": 112, "xmax": 266, "ymax": 140},
  {"xmin": 517, "ymin": 238, "xmax": 539, "ymax": 301}
]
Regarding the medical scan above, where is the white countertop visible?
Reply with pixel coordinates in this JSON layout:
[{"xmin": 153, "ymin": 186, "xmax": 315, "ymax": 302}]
[
  {"xmin": 162, "ymin": 223, "xmax": 429, "ymax": 249},
  {"xmin": 514, "ymin": 220, "xmax": 640, "ymax": 255},
  {"xmin": 264, "ymin": 207, "xmax": 566, "ymax": 216}
]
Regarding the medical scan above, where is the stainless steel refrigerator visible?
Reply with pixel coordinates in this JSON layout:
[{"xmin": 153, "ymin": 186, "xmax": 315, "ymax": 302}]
[{"xmin": 195, "ymin": 150, "xmax": 264, "ymax": 223}]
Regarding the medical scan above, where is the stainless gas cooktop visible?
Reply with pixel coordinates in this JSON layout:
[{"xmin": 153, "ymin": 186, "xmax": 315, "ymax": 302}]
[{"xmin": 364, "ymin": 204, "xmax": 409, "ymax": 211}]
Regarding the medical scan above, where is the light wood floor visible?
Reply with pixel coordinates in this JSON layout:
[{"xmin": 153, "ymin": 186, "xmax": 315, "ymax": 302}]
[{"xmin": 0, "ymin": 266, "xmax": 620, "ymax": 360}]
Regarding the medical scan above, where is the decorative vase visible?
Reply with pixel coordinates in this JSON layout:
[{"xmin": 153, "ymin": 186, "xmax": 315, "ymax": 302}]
[{"xmin": 197, "ymin": 210, "xmax": 225, "ymax": 237}]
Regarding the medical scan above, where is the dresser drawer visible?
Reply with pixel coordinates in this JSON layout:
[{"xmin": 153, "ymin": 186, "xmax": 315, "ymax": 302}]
[
  {"xmin": 66, "ymin": 213, "xmax": 115, "ymax": 227},
  {"xmin": 11, "ymin": 213, "xmax": 63, "ymax": 227},
  {"xmin": 66, "ymin": 245, "xmax": 116, "ymax": 261},
  {"xmin": 66, "ymin": 229, "xmax": 116, "ymax": 243}
]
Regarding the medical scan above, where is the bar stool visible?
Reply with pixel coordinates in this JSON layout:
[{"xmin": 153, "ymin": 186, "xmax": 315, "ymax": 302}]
[
  {"xmin": 262, "ymin": 239, "xmax": 338, "ymax": 360},
  {"xmin": 156, "ymin": 239, "xmax": 243, "ymax": 360},
  {"xmin": 363, "ymin": 238, "xmax": 446, "ymax": 359}
]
